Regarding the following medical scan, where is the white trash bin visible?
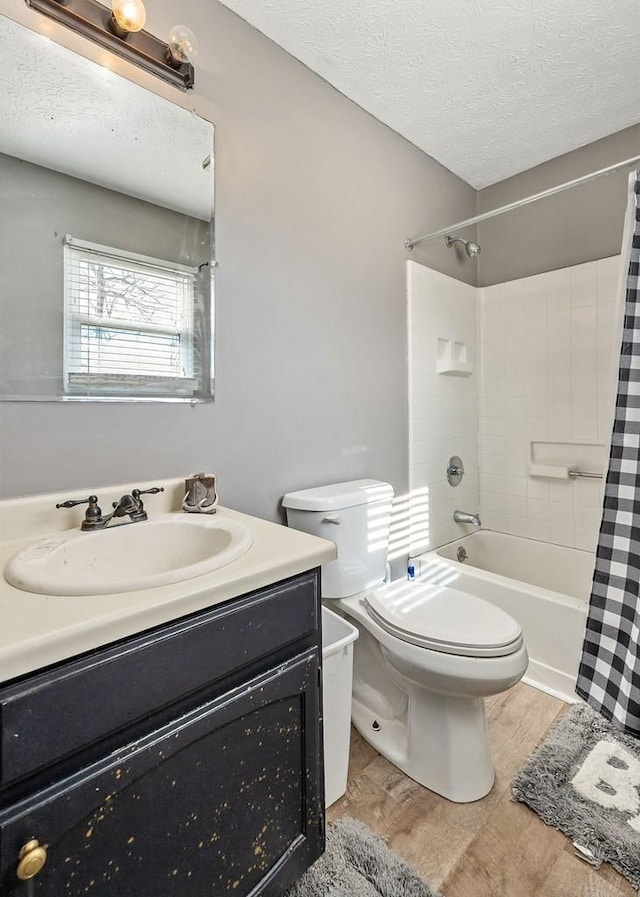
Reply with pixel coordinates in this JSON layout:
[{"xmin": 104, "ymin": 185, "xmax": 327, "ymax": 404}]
[{"xmin": 321, "ymin": 606, "xmax": 359, "ymax": 807}]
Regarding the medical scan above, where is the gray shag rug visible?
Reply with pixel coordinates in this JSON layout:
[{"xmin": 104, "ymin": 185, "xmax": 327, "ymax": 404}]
[
  {"xmin": 286, "ymin": 817, "xmax": 440, "ymax": 897},
  {"xmin": 513, "ymin": 703, "xmax": 640, "ymax": 890}
]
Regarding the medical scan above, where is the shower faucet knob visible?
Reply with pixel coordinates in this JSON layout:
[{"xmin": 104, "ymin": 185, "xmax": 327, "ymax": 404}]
[{"xmin": 446, "ymin": 456, "xmax": 465, "ymax": 487}]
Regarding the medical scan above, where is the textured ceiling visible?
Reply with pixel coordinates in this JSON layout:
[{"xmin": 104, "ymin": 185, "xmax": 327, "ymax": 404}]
[{"xmin": 219, "ymin": 0, "xmax": 640, "ymax": 188}]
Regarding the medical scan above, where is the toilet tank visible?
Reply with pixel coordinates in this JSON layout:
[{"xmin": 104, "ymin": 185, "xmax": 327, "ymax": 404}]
[{"xmin": 282, "ymin": 480, "xmax": 394, "ymax": 598}]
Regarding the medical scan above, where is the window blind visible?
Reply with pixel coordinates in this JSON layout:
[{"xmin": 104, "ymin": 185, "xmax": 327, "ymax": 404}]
[{"xmin": 63, "ymin": 237, "xmax": 199, "ymax": 398}]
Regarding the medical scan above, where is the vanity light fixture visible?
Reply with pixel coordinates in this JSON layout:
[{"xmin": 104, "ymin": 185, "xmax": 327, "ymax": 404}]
[
  {"xmin": 109, "ymin": 0, "xmax": 146, "ymax": 36},
  {"xmin": 25, "ymin": 0, "xmax": 196, "ymax": 90}
]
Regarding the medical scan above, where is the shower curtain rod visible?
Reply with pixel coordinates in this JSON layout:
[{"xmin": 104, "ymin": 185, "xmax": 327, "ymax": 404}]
[{"xmin": 404, "ymin": 155, "xmax": 640, "ymax": 251}]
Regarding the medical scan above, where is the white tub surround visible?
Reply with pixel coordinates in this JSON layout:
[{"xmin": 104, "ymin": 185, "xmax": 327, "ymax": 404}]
[
  {"xmin": 0, "ymin": 478, "xmax": 336, "ymax": 682},
  {"xmin": 416, "ymin": 530, "xmax": 591, "ymax": 702},
  {"xmin": 408, "ymin": 256, "xmax": 620, "ymax": 555},
  {"xmin": 479, "ymin": 256, "xmax": 620, "ymax": 552},
  {"xmin": 407, "ymin": 262, "xmax": 479, "ymax": 554}
]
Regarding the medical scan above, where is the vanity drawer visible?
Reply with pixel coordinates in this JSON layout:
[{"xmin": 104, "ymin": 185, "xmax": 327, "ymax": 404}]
[{"xmin": 0, "ymin": 570, "xmax": 319, "ymax": 788}]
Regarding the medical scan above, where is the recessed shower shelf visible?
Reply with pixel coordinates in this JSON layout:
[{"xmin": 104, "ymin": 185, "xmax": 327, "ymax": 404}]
[
  {"xmin": 528, "ymin": 441, "xmax": 605, "ymax": 481},
  {"xmin": 436, "ymin": 338, "xmax": 472, "ymax": 376}
]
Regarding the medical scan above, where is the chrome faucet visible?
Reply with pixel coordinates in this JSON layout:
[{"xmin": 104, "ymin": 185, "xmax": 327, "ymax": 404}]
[
  {"xmin": 56, "ymin": 487, "xmax": 164, "ymax": 531},
  {"xmin": 453, "ymin": 509, "xmax": 481, "ymax": 527}
]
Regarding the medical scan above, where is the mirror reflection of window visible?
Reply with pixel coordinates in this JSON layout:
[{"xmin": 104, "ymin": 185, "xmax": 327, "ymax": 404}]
[
  {"xmin": 63, "ymin": 238, "xmax": 201, "ymax": 399},
  {"xmin": 0, "ymin": 14, "xmax": 215, "ymax": 402}
]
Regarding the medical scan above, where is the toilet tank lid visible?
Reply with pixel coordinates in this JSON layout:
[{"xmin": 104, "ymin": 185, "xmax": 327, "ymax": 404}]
[{"xmin": 282, "ymin": 479, "xmax": 394, "ymax": 511}]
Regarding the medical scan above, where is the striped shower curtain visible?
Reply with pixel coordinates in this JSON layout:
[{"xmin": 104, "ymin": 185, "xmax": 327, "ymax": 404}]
[{"xmin": 576, "ymin": 174, "xmax": 640, "ymax": 735}]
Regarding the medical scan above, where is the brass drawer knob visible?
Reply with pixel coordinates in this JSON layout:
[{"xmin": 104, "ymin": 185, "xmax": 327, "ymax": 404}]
[{"xmin": 17, "ymin": 839, "xmax": 47, "ymax": 880}]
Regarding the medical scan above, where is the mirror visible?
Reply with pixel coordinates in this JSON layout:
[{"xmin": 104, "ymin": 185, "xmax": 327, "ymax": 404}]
[{"xmin": 0, "ymin": 14, "xmax": 215, "ymax": 402}]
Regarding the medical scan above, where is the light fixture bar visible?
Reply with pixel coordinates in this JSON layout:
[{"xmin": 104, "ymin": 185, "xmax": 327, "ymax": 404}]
[{"xmin": 26, "ymin": 0, "xmax": 194, "ymax": 90}]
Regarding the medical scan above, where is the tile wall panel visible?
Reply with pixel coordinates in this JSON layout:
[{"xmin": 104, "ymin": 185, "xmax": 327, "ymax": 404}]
[
  {"xmin": 407, "ymin": 261, "xmax": 479, "ymax": 553},
  {"xmin": 478, "ymin": 256, "xmax": 621, "ymax": 552}
]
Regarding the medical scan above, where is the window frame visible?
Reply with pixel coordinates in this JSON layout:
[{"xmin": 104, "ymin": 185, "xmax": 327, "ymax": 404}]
[{"xmin": 62, "ymin": 236, "xmax": 201, "ymax": 400}]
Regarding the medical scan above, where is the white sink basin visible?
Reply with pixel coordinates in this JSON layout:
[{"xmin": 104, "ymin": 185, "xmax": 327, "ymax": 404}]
[{"xmin": 5, "ymin": 514, "xmax": 254, "ymax": 596}]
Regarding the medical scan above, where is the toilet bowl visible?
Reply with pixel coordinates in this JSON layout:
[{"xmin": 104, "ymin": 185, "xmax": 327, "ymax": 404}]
[
  {"xmin": 337, "ymin": 582, "xmax": 528, "ymax": 802},
  {"xmin": 282, "ymin": 479, "xmax": 529, "ymax": 803}
]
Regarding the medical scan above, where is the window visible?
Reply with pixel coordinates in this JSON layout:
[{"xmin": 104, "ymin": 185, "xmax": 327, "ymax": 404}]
[{"xmin": 63, "ymin": 237, "xmax": 208, "ymax": 400}]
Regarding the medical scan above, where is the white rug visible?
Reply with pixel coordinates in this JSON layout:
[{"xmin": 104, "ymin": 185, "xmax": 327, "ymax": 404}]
[{"xmin": 513, "ymin": 703, "xmax": 640, "ymax": 889}]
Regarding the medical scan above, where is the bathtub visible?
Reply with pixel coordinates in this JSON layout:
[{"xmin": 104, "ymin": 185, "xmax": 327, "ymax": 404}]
[{"xmin": 415, "ymin": 531, "xmax": 592, "ymax": 703}]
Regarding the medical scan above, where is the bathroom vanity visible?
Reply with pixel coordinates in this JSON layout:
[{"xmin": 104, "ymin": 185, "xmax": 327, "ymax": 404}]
[{"xmin": 0, "ymin": 480, "xmax": 336, "ymax": 896}]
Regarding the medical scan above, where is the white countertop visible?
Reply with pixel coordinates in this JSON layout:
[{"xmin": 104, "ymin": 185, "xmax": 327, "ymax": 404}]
[{"xmin": 0, "ymin": 479, "xmax": 336, "ymax": 683}]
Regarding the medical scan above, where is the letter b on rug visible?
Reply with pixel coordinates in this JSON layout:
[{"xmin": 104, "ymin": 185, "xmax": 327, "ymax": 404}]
[
  {"xmin": 512, "ymin": 703, "xmax": 640, "ymax": 889},
  {"xmin": 571, "ymin": 740, "xmax": 640, "ymax": 832}
]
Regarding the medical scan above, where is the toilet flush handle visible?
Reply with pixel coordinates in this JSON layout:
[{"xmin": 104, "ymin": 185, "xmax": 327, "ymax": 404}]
[{"xmin": 322, "ymin": 514, "xmax": 341, "ymax": 524}]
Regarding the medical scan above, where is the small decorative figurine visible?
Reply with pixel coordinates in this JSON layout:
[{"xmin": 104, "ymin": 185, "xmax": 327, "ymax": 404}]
[{"xmin": 182, "ymin": 472, "xmax": 218, "ymax": 514}]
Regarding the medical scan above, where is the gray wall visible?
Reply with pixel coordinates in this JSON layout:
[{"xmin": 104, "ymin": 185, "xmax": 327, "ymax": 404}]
[
  {"xmin": 477, "ymin": 125, "xmax": 640, "ymax": 287},
  {"xmin": 0, "ymin": 153, "xmax": 210, "ymax": 397},
  {"xmin": 0, "ymin": 0, "xmax": 476, "ymax": 518}
]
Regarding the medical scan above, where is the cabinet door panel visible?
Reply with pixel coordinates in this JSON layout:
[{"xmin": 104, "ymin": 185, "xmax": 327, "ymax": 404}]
[
  {"xmin": 0, "ymin": 650, "xmax": 323, "ymax": 897},
  {"xmin": 0, "ymin": 572, "xmax": 319, "ymax": 788}
]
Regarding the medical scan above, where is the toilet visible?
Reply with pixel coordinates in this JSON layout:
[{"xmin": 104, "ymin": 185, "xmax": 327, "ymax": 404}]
[{"xmin": 282, "ymin": 479, "xmax": 529, "ymax": 803}]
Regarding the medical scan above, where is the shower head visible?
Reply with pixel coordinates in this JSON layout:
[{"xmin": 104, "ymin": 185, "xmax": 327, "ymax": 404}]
[{"xmin": 444, "ymin": 235, "xmax": 481, "ymax": 258}]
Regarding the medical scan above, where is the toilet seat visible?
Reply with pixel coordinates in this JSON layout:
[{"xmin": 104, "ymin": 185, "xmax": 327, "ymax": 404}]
[{"xmin": 363, "ymin": 581, "xmax": 523, "ymax": 658}]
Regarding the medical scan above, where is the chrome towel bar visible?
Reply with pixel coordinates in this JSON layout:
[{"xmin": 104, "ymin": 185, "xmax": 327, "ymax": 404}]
[{"xmin": 568, "ymin": 469, "xmax": 603, "ymax": 480}]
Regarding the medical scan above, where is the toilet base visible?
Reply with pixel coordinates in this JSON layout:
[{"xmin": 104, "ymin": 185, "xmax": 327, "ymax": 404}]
[
  {"xmin": 332, "ymin": 591, "xmax": 527, "ymax": 803},
  {"xmin": 351, "ymin": 685, "xmax": 495, "ymax": 803}
]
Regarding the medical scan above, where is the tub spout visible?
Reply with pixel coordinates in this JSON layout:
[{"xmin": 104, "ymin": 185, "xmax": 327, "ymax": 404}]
[{"xmin": 453, "ymin": 509, "xmax": 481, "ymax": 527}]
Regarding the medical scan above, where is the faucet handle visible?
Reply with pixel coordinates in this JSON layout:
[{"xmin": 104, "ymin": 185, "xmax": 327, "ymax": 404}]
[
  {"xmin": 131, "ymin": 487, "xmax": 165, "ymax": 499},
  {"xmin": 56, "ymin": 495, "xmax": 103, "ymax": 529},
  {"xmin": 129, "ymin": 487, "xmax": 164, "ymax": 520},
  {"xmin": 56, "ymin": 494, "xmax": 99, "ymax": 509}
]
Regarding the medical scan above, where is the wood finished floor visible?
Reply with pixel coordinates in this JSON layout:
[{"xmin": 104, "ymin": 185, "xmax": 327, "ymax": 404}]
[{"xmin": 327, "ymin": 683, "xmax": 636, "ymax": 897}]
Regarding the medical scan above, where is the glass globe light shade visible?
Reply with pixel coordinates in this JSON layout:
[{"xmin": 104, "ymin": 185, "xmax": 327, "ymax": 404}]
[
  {"xmin": 168, "ymin": 24, "xmax": 198, "ymax": 65},
  {"xmin": 111, "ymin": 0, "xmax": 146, "ymax": 33}
]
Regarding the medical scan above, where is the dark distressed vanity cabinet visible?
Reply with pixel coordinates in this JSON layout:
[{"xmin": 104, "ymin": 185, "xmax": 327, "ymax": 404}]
[{"xmin": 0, "ymin": 571, "xmax": 324, "ymax": 896}]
